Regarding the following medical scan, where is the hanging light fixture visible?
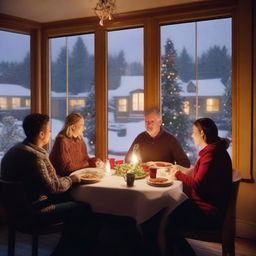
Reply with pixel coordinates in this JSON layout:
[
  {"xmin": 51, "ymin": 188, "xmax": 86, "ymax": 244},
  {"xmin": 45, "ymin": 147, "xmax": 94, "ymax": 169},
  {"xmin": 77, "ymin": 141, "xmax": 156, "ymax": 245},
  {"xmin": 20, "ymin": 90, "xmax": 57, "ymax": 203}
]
[{"xmin": 94, "ymin": 0, "xmax": 116, "ymax": 26}]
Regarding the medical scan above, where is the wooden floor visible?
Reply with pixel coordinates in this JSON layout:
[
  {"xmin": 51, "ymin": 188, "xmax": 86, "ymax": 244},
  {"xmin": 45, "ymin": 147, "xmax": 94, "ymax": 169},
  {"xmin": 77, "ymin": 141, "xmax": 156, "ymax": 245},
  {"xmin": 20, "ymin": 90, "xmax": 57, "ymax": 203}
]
[{"xmin": 0, "ymin": 224, "xmax": 255, "ymax": 256}]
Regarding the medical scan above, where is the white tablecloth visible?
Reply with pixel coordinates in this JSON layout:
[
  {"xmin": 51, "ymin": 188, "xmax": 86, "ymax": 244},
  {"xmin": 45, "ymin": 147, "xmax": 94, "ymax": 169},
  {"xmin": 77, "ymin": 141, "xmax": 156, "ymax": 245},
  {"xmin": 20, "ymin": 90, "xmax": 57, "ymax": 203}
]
[{"xmin": 72, "ymin": 175, "xmax": 187, "ymax": 224}]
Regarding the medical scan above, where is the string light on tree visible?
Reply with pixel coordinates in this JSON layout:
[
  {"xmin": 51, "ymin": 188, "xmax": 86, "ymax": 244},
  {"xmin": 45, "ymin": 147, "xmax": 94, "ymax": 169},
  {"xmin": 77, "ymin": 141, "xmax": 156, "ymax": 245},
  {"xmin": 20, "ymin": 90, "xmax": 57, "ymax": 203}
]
[{"xmin": 161, "ymin": 38, "xmax": 195, "ymax": 161}]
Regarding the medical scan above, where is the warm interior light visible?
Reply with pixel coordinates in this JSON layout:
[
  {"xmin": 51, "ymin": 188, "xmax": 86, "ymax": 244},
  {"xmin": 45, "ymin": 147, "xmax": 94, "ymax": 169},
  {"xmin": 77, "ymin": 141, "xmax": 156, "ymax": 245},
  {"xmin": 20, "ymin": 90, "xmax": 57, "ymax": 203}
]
[
  {"xmin": 105, "ymin": 160, "xmax": 111, "ymax": 175},
  {"xmin": 94, "ymin": 0, "xmax": 116, "ymax": 26},
  {"xmin": 131, "ymin": 153, "xmax": 138, "ymax": 164}
]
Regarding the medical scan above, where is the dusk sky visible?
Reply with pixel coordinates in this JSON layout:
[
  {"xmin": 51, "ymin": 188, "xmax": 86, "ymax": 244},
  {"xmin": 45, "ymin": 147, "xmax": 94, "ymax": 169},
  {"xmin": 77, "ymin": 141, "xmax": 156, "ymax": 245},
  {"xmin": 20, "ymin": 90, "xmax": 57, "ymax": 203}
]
[{"xmin": 0, "ymin": 18, "xmax": 231, "ymax": 64}]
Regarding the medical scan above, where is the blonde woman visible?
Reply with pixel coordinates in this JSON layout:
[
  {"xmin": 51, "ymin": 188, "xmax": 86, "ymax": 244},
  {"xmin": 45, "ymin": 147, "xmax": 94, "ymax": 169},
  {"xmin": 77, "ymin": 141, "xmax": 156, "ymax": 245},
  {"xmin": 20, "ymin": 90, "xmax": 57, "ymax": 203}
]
[{"xmin": 50, "ymin": 113, "xmax": 102, "ymax": 176}]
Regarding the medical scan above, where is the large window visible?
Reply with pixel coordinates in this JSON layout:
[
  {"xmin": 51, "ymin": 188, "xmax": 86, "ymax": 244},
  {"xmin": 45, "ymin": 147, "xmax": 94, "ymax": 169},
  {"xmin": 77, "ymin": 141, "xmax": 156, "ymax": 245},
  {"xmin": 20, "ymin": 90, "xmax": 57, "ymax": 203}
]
[
  {"xmin": 50, "ymin": 34, "xmax": 96, "ymax": 155},
  {"xmin": 0, "ymin": 30, "xmax": 31, "ymax": 160},
  {"xmin": 161, "ymin": 18, "xmax": 232, "ymax": 162},
  {"xmin": 108, "ymin": 28, "xmax": 144, "ymax": 159}
]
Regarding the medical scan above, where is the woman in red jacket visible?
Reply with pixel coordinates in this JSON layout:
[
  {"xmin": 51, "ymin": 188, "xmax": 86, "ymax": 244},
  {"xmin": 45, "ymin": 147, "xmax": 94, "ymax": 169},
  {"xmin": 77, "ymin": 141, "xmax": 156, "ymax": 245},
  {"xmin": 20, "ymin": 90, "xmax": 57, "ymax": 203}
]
[
  {"xmin": 50, "ymin": 113, "xmax": 103, "ymax": 176},
  {"xmin": 164, "ymin": 118, "xmax": 232, "ymax": 256}
]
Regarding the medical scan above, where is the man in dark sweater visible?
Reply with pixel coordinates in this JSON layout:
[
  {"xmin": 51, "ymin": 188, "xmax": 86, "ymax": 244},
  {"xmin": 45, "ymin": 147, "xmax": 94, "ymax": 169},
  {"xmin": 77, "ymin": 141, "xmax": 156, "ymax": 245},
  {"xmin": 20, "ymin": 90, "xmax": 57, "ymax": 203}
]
[
  {"xmin": 1, "ymin": 113, "xmax": 94, "ymax": 256},
  {"xmin": 125, "ymin": 108, "xmax": 190, "ymax": 167}
]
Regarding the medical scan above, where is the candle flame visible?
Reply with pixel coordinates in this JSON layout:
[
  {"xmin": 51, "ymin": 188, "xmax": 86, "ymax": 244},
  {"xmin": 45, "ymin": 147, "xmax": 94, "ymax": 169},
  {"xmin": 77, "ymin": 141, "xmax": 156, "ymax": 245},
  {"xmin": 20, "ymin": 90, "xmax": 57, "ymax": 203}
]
[
  {"xmin": 105, "ymin": 160, "xmax": 111, "ymax": 175},
  {"xmin": 131, "ymin": 153, "xmax": 138, "ymax": 164}
]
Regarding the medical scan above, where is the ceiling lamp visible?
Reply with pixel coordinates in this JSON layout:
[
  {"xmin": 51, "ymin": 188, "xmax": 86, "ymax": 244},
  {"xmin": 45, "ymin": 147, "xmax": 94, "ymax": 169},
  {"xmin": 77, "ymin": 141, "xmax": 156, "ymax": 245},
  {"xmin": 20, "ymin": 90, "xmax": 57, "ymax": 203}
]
[{"xmin": 94, "ymin": 0, "xmax": 116, "ymax": 26}]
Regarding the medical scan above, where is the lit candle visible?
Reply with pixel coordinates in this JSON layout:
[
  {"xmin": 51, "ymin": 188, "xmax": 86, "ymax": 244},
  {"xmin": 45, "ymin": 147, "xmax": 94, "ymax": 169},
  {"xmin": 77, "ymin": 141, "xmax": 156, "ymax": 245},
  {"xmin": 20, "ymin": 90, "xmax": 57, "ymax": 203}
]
[
  {"xmin": 105, "ymin": 160, "xmax": 111, "ymax": 176},
  {"xmin": 131, "ymin": 153, "xmax": 138, "ymax": 165}
]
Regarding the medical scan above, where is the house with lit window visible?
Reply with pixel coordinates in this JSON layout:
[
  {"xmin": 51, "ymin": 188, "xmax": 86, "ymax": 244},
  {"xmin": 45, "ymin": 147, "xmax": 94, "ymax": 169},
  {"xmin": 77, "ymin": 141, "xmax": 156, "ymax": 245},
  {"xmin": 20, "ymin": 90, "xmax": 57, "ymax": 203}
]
[
  {"xmin": 179, "ymin": 78, "xmax": 225, "ymax": 118},
  {"xmin": 0, "ymin": 84, "xmax": 87, "ymax": 120},
  {"xmin": 111, "ymin": 77, "xmax": 225, "ymax": 122},
  {"xmin": 109, "ymin": 76, "xmax": 144, "ymax": 122},
  {"xmin": 51, "ymin": 91, "xmax": 88, "ymax": 119},
  {"xmin": 0, "ymin": 84, "xmax": 30, "ymax": 119}
]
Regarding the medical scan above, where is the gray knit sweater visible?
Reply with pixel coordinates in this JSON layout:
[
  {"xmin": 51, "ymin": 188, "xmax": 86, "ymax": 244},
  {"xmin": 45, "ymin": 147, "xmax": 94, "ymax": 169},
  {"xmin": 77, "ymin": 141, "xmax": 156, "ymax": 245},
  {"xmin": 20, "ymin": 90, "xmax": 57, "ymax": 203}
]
[{"xmin": 1, "ymin": 140, "xmax": 73, "ymax": 212}]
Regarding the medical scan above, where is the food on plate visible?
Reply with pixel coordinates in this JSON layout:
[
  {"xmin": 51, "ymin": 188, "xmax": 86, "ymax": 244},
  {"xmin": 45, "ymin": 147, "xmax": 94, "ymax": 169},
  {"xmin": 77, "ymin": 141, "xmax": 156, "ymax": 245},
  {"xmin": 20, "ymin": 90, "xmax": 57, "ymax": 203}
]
[
  {"xmin": 149, "ymin": 177, "xmax": 169, "ymax": 183},
  {"xmin": 81, "ymin": 173, "xmax": 100, "ymax": 180},
  {"xmin": 114, "ymin": 163, "xmax": 148, "ymax": 179},
  {"xmin": 140, "ymin": 163, "xmax": 150, "ymax": 172},
  {"xmin": 155, "ymin": 162, "xmax": 173, "ymax": 167}
]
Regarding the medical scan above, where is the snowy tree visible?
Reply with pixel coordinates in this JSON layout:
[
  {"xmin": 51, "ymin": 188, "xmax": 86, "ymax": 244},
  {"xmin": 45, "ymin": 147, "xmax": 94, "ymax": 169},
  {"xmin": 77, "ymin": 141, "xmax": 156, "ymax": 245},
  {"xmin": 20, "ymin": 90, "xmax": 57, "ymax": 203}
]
[
  {"xmin": 126, "ymin": 61, "xmax": 144, "ymax": 76},
  {"xmin": 161, "ymin": 39, "xmax": 196, "ymax": 162},
  {"xmin": 223, "ymin": 74, "xmax": 232, "ymax": 137},
  {"xmin": 176, "ymin": 47, "xmax": 194, "ymax": 82},
  {"xmin": 108, "ymin": 50, "xmax": 127, "ymax": 89},
  {"xmin": 0, "ymin": 116, "xmax": 25, "ymax": 153},
  {"xmin": 198, "ymin": 45, "xmax": 231, "ymax": 84},
  {"xmin": 82, "ymin": 87, "xmax": 96, "ymax": 154},
  {"xmin": 51, "ymin": 47, "xmax": 67, "ymax": 93},
  {"xmin": 69, "ymin": 37, "xmax": 93, "ymax": 93}
]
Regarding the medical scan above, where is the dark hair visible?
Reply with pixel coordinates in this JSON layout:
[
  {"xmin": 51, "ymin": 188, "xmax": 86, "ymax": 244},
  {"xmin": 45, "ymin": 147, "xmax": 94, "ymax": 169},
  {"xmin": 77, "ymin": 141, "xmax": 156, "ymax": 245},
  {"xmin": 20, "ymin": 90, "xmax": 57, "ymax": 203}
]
[
  {"xmin": 22, "ymin": 113, "xmax": 50, "ymax": 141},
  {"xmin": 193, "ymin": 118, "xmax": 218, "ymax": 144}
]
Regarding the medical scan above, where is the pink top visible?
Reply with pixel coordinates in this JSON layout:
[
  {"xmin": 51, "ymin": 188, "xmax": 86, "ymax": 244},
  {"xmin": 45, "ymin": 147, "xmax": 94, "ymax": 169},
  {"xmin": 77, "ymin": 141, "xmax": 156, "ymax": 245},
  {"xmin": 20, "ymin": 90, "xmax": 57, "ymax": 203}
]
[{"xmin": 49, "ymin": 134, "xmax": 98, "ymax": 176}]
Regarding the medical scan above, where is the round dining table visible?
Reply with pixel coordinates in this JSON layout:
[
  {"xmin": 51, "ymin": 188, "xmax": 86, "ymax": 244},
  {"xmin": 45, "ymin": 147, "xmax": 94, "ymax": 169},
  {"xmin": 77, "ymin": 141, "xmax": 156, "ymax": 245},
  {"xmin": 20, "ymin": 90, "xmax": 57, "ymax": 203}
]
[{"xmin": 72, "ymin": 174, "xmax": 187, "ymax": 224}]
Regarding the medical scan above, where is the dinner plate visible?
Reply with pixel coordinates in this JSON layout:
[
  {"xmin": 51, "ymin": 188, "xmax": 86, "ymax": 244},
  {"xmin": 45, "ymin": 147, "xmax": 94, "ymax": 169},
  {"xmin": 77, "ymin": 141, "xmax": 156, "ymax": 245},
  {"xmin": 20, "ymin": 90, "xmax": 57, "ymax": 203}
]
[
  {"xmin": 146, "ymin": 161, "xmax": 173, "ymax": 168},
  {"xmin": 71, "ymin": 167, "xmax": 104, "ymax": 177},
  {"xmin": 80, "ymin": 173, "xmax": 101, "ymax": 184},
  {"xmin": 70, "ymin": 167, "xmax": 104, "ymax": 183},
  {"xmin": 146, "ymin": 177, "xmax": 173, "ymax": 187}
]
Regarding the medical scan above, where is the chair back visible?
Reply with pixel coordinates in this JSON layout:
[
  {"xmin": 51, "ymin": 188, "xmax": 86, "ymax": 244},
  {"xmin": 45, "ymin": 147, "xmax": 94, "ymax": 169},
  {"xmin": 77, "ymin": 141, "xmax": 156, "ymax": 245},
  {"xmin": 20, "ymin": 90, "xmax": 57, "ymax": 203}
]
[
  {"xmin": 0, "ymin": 178, "xmax": 39, "ymax": 232},
  {"xmin": 221, "ymin": 179, "xmax": 240, "ymax": 245}
]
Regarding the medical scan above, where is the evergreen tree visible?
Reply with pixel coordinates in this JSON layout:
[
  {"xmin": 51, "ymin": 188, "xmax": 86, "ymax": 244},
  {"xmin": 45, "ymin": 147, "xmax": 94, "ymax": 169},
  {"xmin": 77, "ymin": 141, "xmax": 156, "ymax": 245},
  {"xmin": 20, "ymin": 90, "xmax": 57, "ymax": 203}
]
[
  {"xmin": 19, "ymin": 52, "xmax": 30, "ymax": 88},
  {"xmin": 0, "ymin": 61, "xmax": 20, "ymax": 84},
  {"xmin": 176, "ymin": 47, "xmax": 194, "ymax": 82},
  {"xmin": 83, "ymin": 87, "xmax": 96, "ymax": 154},
  {"xmin": 108, "ymin": 50, "xmax": 127, "ymax": 89},
  {"xmin": 0, "ymin": 116, "xmax": 25, "ymax": 153},
  {"xmin": 0, "ymin": 52, "xmax": 30, "ymax": 88},
  {"xmin": 161, "ymin": 39, "xmax": 195, "ymax": 161},
  {"xmin": 51, "ymin": 47, "xmax": 67, "ymax": 92},
  {"xmin": 69, "ymin": 37, "xmax": 92, "ymax": 94},
  {"xmin": 223, "ymin": 73, "xmax": 232, "ymax": 137},
  {"xmin": 198, "ymin": 45, "xmax": 231, "ymax": 84},
  {"xmin": 126, "ymin": 61, "xmax": 144, "ymax": 76}
]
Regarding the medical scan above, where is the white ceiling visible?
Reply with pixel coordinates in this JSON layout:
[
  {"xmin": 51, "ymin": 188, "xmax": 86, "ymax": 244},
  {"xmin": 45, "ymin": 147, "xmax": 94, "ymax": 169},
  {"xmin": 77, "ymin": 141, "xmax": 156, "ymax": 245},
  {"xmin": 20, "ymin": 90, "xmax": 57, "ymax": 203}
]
[{"xmin": 0, "ymin": 0, "xmax": 207, "ymax": 23}]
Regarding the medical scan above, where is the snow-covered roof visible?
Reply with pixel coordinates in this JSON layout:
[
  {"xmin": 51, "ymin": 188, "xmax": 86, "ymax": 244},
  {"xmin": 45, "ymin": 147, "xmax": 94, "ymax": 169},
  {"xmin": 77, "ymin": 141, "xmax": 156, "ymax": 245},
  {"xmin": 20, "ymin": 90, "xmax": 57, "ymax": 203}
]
[
  {"xmin": 0, "ymin": 84, "xmax": 88, "ymax": 98},
  {"xmin": 179, "ymin": 78, "xmax": 225, "ymax": 97},
  {"xmin": 0, "ymin": 84, "xmax": 30, "ymax": 96},
  {"xmin": 108, "ymin": 76, "xmax": 224, "ymax": 99},
  {"xmin": 51, "ymin": 91, "xmax": 88, "ymax": 98},
  {"xmin": 108, "ymin": 76, "xmax": 144, "ymax": 98}
]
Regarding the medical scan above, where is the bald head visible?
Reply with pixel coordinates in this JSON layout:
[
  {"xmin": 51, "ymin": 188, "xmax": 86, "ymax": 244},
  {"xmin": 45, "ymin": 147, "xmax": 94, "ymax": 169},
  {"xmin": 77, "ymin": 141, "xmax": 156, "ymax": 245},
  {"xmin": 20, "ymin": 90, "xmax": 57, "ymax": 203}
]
[{"xmin": 144, "ymin": 108, "xmax": 162, "ymax": 137}]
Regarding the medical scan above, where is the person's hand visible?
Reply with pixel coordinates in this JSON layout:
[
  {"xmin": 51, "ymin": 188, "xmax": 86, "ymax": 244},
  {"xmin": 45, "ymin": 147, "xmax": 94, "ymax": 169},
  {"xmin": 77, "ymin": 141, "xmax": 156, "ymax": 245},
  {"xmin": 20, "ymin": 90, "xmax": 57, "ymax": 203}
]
[
  {"xmin": 169, "ymin": 164, "xmax": 180, "ymax": 176},
  {"xmin": 70, "ymin": 173, "xmax": 82, "ymax": 183}
]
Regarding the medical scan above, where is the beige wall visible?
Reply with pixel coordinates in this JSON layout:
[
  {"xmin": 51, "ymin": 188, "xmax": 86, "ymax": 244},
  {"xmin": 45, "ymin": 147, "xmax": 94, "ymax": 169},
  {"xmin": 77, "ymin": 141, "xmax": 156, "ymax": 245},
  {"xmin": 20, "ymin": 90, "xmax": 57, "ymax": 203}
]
[{"xmin": 235, "ymin": 0, "xmax": 256, "ymax": 240}]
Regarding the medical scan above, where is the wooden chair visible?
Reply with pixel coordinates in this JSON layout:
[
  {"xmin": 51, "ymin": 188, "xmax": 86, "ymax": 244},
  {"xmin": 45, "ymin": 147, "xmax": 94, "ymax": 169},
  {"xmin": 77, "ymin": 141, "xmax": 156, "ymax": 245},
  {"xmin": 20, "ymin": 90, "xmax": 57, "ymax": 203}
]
[
  {"xmin": 179, "ymin": 175, "xmax": 240, "ymax": 256},
  {"xmin": 0, "ymin": 178, "xmax": 63, "ymax": 256}
]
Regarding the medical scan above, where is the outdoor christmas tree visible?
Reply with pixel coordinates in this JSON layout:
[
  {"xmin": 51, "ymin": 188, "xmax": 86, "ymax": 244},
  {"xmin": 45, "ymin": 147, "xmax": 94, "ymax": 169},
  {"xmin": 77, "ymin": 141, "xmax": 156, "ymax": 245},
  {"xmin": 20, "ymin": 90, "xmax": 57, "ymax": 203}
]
[
  {"xmin": 82, "ymin": 86, "xmax": 96, "ymax": 154},
  {"xmin": 161, "ymin": 39, "xmax": 195, "ymax": 161}
]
